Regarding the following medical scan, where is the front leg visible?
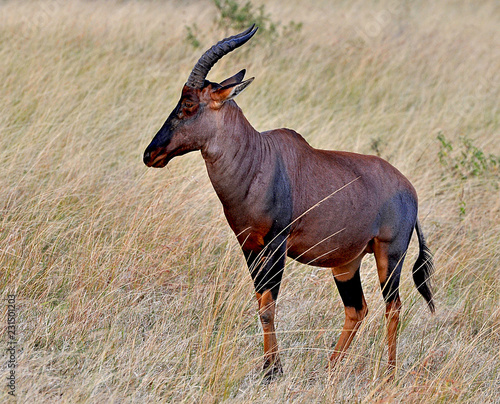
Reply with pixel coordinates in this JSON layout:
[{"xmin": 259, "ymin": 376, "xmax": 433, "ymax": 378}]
[
  {"xmin": 256, "ymin": 290, "xmax": 281, "ymax": 378},
  {"xmin": 244, "ymin": 238, "xmax": 287, "ymax": 380}
]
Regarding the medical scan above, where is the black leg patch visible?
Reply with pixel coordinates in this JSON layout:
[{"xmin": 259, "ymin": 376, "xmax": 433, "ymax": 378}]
[
  {"xmin": 380, "ymin": 275, "xmax": 401, "ymax": 303},
  {"xmin": 245, "ymin": 243, "xmax": 286, "ymax": 301},
  {"xmin": 381, "ymin": 254, "xmax": 403, "ymax": 303},
  {"xmin": 334, "ymin": 269, "xmax": 364, "ymax": 311}
]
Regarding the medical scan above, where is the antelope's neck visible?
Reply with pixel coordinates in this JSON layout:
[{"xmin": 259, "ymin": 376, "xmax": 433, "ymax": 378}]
[{"xmin": 201, "ymin": 104, "xmax": 266, "ymax": 210}]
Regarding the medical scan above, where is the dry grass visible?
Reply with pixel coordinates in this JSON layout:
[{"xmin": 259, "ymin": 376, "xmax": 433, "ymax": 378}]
[{"xmin": 1, "ymin": 0, "xmax": 499, "ymax": 402}]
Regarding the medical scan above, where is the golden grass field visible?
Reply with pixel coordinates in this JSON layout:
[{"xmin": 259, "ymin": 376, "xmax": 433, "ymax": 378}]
[{"xmin": 1, "ymin": 0, "xmax": 499, "ymax": 402}]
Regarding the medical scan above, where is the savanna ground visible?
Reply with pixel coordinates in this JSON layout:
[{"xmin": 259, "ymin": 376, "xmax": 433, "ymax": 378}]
[{"xmin": 1, "ymin": 0, "xmax": 499, "ymax": 402}]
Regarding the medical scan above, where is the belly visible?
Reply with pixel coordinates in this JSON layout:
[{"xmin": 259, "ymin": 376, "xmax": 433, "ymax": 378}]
[{"xmin": 286, "ymin": 227, "xmax": 373, "ymax": 268}]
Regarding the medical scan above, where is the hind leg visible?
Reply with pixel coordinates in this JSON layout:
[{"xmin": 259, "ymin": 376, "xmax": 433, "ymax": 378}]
[
  {"xmin": 373, "ymin": 238, "xmax": 407, "ymax": 370},
  {"xmin": 329, "ymin": 255, "xmax": 368, "ymax": 367}
]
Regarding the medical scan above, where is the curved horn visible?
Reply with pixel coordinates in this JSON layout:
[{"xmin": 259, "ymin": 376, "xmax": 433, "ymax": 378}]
[{"xmin": 186, "ymin": 25, "xmax": 258, "ymax": 89}]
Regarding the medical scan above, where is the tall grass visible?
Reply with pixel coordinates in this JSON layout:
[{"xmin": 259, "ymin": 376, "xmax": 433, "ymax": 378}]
[{"xmin": 1, "ymin": 0, "xmax": 498, "ymax": 402}]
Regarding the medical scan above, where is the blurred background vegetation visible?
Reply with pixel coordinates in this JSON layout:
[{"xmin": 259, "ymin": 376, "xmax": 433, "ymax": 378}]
[{"xmin": 0, "ymin": 0, "xmax": 498, "ymax": 402}]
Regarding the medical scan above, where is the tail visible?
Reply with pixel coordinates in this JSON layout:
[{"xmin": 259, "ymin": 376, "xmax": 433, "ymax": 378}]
[{"xmin": 412, "ymin": 219, "xmax": 435, "ymax": 313}]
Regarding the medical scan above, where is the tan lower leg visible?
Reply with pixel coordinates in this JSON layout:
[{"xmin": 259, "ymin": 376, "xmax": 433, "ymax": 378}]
[
  {"xmin": 385, "ymin": 297, "xmax": 401, "ymax": 369},
  {"xmin": 330, "ymin": 303, "xmax": 367, "ymax": 365},
  {"xmin": 257, "ymin": 290, "xmax": 280, "ymax": 370}
]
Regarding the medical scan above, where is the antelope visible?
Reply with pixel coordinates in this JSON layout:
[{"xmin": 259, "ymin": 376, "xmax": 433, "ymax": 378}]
[{"xmin": 143, "ymin": 25, "xmax": 434, "ymax": 379}]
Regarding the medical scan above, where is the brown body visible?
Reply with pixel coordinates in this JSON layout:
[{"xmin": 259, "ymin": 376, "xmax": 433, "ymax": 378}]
[
  {"xmin": 204, "ymin": 112, "xmax": 417, "ymax": 267},
  {"xmin": 143, "ymin": 26, "xmax": 434, "ymax": 379}
]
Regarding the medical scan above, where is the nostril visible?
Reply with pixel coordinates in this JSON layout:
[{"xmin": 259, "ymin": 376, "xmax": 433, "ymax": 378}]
[{"xmin": 143, "ymin": 151, "xmax": 151, "ymax": 165}]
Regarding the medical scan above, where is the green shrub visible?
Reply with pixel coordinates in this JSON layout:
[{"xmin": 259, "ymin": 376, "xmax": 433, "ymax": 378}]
[
  {"xmin": 185, "ymin": 0, "xmax": 302, "ymax": 48},
  {"xmin": 437, "ymin": 132, "xmax": 499, "ymax": 180}
]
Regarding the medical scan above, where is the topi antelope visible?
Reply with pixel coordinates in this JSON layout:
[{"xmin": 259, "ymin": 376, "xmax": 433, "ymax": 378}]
[{"xmin": 143, "ymin": 25, "xmax": 434, "ymax": 379}]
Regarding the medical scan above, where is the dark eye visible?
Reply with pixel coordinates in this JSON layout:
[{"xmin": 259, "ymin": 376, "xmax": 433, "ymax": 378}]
[{"xmin": 183, "ymin": 101, "xmax": 195, "ymax": 109}]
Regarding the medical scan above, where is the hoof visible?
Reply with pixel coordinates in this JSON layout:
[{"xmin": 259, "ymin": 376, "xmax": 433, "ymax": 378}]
[
  {"xmin": 262, "ymin": 360, "xmax": 283, "ymax": 383},
  {"xmin": 384, "ymin": 363, "xmax": 396, "ymax": 381},
  {"xmin": 326, "ymin": 358, "xmax": 341, "ymax": 373}
]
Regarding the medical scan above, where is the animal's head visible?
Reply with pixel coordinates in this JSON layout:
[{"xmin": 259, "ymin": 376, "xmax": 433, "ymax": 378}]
[{"xmin": 143, "ymin": 25, "xmax": 257, "ymax": 168}]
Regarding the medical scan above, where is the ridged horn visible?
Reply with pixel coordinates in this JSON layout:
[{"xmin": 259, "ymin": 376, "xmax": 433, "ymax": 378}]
[{"xmin": 186, "ymin": 25, "xmax": 258, "ymax": 89}]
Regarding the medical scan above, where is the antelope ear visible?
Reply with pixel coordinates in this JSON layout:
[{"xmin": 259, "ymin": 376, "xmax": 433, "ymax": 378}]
[
  {"xmin": 211, "ymin": 77, "xmax": 254, "ymax": 104},
  {"xmin": 220, "ymin": 69, "xmax": 246, "ymax": 87}
]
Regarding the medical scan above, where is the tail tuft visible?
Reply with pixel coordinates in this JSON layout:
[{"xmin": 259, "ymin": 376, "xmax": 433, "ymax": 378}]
[{"xmin": 413, "ymin": 220, "xmax": 435, "ymax": 313}]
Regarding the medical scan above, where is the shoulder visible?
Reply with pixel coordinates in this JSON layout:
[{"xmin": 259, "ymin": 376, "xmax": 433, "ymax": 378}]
[{"xmin": 261, "ymin": 128, "xmax": 312, "ymax": 148}]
